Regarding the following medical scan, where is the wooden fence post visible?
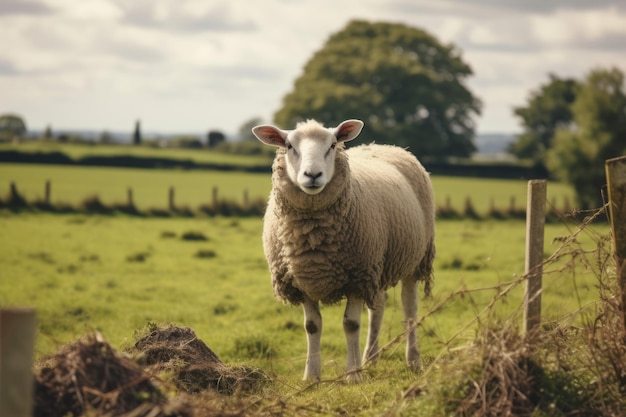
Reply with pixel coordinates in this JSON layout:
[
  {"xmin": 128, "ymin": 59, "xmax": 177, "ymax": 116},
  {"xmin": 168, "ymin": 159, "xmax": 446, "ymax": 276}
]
[
  {"xmin": 243, "ymin": 189, "xmax": 249, "ymax": 207},
  {"xmin": 212, "ymin": 186, "xmax": 218, "ymax": 207},
  {"xmin": 127, "ymin": 187, "xmax": 134, "ymax": 207},
  {"xmin": 605, "ymin": 156, "xmax": 626, "ymax": 337},
  {"xmin": 45, "ymin": 180, "xmax": 51, "ymax": 204},
  {"xmin": 0, "ymin": 308, "xmax": 36, "ymax": 417},
  {"xmin": 168, "ymin": 187, "xmax": 175, "ymax": 211},
  {"xmin": 524, "ymin": 180, "xmax": 547, "ymax": 335},
  {"xmin": 9, "ymin": 182, "xmax": 18, "ymax": 200}
]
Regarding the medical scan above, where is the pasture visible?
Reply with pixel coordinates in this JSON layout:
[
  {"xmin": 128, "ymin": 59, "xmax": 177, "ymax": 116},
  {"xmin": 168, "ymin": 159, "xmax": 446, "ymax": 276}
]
[
  {"xmin": 1, "ymin": 163, "xmax": 576, "ymax": 214},
  {"xmin": 0, "ymin": 211, "xmax": 610, "ymax": 414},
  {"xmin": 0, "ymin": 141, "xmax": 275, "ymax": 168}
]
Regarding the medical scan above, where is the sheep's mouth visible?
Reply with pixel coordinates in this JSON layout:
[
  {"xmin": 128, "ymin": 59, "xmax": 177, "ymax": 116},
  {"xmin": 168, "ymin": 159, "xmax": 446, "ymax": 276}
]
[{"xmin": 301, "ymin": 184, "xmax": 324, "ymax": 195}]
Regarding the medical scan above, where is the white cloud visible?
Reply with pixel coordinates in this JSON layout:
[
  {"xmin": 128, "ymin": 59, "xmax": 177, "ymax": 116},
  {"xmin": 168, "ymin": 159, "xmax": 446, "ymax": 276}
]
[
  {"xmin": 530, "ymin": 6, "xmax": 626, "ymax": 48},
  {"xmin": 0, "ymin": 0, "xmax": 625, "ymax": 135}
]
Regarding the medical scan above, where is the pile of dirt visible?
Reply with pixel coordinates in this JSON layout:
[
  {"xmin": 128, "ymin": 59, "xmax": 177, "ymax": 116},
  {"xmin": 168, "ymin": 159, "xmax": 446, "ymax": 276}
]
[
  {"xmin": 34, "ymin": 333, "xmax": 190, "ymax": 417},
  {"xmin": 132, "ymin": 325, "xmax": 268, "ymax": 394},
  {"xmin": 33, "ymin": 326, "xmax": 269, "ymax": 417}
]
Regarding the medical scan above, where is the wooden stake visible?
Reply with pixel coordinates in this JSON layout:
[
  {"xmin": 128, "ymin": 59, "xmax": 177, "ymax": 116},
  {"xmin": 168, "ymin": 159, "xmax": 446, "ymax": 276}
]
[
  {"xmin": 212, "ymin": 186, "xmax": 218, "ymax": 207},
  {"xmin": 168, "ymin": 187, "xmax": 175, "ymax": 211},
  {"xmin": 524, "ymin": 180, "xmax": 547, "ymax": 335},
  {"xmin": 45, "ymin": 180, "xmax": 51, "ymax": 204},
  {"xmin": 0, "ymin": 308, "xmax": 36, "ymax": 417},
  {"xmin": 605, "ymin": 156, "xmax": 626, "ymax": 337},
  {"xmin": 127, "ymin": 187, "xmax": 134, "ymax": 207}
]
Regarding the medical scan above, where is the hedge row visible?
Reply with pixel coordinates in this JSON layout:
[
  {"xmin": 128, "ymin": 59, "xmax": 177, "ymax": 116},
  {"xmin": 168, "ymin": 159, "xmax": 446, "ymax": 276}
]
[{"xmin": 0, "ymin": 150, "xmax": 549, "ymax": 179}]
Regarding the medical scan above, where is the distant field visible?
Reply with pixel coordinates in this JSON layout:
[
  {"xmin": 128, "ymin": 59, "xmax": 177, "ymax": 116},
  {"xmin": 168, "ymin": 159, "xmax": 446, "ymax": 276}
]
[
  {"xmin": 0, "ymin": 141, "xmax": 274, "ymax": 167},
  {"xmin": 0, "ymin": 163, "xmax": 576, "ymax": 213}
]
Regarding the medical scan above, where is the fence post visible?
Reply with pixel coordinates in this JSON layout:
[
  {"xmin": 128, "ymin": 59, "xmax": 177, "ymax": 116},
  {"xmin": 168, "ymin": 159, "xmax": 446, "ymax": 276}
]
[
  {"xmin": 0, "ymin": 308, "xmax": 36, "ymax": 417},
  {"xmin": 9, "ymin": 182, "xmax": 18, "ymax": 200},
  {"xmin": 524, "ymin": 180, "xmax": 547, "ymax": 336},
  {"xmin": 243, "ymin": 189, "xmax": 249, "ymax": 207},
  {"xmin": 605, "ymin": 156, "xmax": 626, "ymax": 337},
  {"xmin": 168, "ymin": 187, "xmax": 175, "ymax": 211},
  {"xmin": 212, "ymin": 186, "xmax": 218, "ymax": 207},
  {"xmin": 127, "ymin": 187, "xmax": 134, "ymax": 207},
  {"xmin": 45, "ymin": 180, "xmax": 51, "ymax": 204}
]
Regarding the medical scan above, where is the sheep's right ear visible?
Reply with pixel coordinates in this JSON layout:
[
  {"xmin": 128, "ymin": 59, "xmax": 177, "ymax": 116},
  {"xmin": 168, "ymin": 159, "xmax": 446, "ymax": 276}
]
[{"xmin": 252, "ymin": 125, "xmax": 289, "ymax": 148}]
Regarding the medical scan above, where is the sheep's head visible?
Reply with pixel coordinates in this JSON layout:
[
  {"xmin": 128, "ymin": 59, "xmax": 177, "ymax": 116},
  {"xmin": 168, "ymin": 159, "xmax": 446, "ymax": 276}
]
[{"xmin": 252, "ymin": 119, "xmax": 363, "ymax": 195}]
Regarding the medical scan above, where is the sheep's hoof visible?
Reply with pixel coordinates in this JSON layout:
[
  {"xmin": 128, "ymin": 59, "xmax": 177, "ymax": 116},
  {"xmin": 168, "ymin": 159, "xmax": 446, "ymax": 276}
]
[
  {"xmin": 345, "ymin": 369, "xmax": 363, "ymax": 383},
  {"xmin": 303, "ymin": 373, "xmax": 321, "ymax": 382},
  {"xmin": 407, "ymin": 356, "xmax": 423, "ymax": 373}
]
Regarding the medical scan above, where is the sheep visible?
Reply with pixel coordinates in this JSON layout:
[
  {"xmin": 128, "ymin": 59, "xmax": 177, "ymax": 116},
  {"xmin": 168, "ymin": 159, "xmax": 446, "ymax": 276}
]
[{"xmin": 252, "ymin": 119, "xmax": 435, "ymax": 382}]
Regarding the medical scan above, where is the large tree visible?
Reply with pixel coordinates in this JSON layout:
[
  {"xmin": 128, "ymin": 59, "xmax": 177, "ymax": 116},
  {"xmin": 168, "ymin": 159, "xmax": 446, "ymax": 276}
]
[
  {"xmin": 509, "ymin": 75, "xmax": 578, "ymax": 163},
  {"xmin": 274, "ymin": 20, "xmax": 481, "ymax": 159},
  {"xmin": 547, "ymin": 67, "xmax": 626, "ymax": 209},
  {"xmin": 0, "ymin": 113, "xmax": 27, "ymax": 141}
]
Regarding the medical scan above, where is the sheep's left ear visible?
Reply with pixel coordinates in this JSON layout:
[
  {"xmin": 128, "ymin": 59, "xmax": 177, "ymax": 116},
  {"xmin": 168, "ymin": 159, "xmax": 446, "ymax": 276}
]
[
  {"xmin": 334, "ymin": 119, "xmax": 364, "ymax": 143},
  {"xmin": 252, "ymin": 125, "xmax": 289, "ymax": 148}
]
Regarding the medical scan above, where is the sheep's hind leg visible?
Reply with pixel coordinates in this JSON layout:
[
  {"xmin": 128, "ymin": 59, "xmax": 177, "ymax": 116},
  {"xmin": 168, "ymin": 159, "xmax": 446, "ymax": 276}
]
[
  {"xmin": 363, "ymin": 291, "xmax": 385, "ymax": 365},
  {"xmin": 303, "ymin": 296, "xmax": 322, "ymax": 381},
  {"xmin": 401, "ymin": 278, "xmax": 423, "ymax": 371},
  {"xmin": 343, "ymin": 295, "xmax": 364, "ymax": 383}
]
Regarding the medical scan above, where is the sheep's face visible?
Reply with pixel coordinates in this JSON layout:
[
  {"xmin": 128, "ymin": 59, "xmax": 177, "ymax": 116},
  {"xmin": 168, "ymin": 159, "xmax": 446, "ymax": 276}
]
[{"xmin": 253, "ymin": 119, "xmax": 364, "ymax": 195}]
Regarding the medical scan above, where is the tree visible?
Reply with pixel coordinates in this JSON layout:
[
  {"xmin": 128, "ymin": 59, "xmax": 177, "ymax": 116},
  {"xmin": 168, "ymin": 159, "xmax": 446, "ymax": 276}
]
[
  {"xmin": 0, "ymin": 113, "xmax": 27, "ymax": 141},
  {"xmin": 133, "ymin": 119, "xmax": 142, "ymax": 145},
  {"xmin": 547, "ymin": 67, "xmax": 626, "ymax": 209},
  {"xmin": 509, "ymin": 75, "xmax": 578, "ymax": 163},
  {"xmin": 274, "ymin": 20, "xmax": 481, "ymax": 159},
  {"xmin": 43, "ymin": 124, "xmax": 53, "ymax": 140},
  {"xmin": 207, "ymin": 130, "xmax": 226, "ymax": 148}
]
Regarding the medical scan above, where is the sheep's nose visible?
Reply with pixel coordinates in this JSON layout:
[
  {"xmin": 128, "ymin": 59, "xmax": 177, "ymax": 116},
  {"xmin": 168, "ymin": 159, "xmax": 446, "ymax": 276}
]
[{"xmin": 304, "ymin": 171, "xmax": 322, "ymax": 180}]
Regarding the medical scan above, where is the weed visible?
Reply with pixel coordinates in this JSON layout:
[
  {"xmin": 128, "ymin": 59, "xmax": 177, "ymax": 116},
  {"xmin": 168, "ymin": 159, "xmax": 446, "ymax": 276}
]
[
  {"xmin": 213, "ymin": 302, "xmax": 238, "ymax": 315},
  {"xmin": 194, "ymin": 249, "xmax": 216, "ymax": 259},
  {"xmin": 233, "ymin": 335, "xmax": 276, "ymax": 360},
  {"xmin": 181, "ymin": 231, "xmax": 208, "ymax": 241},
  {"xmin": 126, "ymin": 251, "xmax": 151, "ymax": 263}
]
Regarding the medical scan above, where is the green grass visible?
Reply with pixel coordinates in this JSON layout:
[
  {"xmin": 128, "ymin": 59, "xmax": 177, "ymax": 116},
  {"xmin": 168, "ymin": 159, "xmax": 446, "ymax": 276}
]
[
  {"xmin": 0, "ymin": 163, "xmax": 576, "ymax": 214},
  {"xmin": 0, "ymin": 163, "xmax": 271, "ymax": 209},
  {"xmin": 0, "ymin": 141, "xmax": 274, "ymax": 167},
  {"xmin": 0, "ymin": 213, "xmax": 610, "ymax": 415},
  {"xmin": 0, "ymin": 213, "xmax": 605, "ymax": 358}
]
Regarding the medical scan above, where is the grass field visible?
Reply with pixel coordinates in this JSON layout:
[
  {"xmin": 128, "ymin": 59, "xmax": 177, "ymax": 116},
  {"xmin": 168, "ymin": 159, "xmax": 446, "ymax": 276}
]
[
  {"xmin": 0, "ymin": 210, "xmax": 614, "ymax": 415},
  {"xmin": 0, "ymin": 213, "xmax": 606, "ymax": 361},
  {"xmin": 1, "ymin": 163, "xmax": 576, "ymax": 214},
  {"xmin": 0, "ymin": 141, "xmax": 275, "ymax": 167}
]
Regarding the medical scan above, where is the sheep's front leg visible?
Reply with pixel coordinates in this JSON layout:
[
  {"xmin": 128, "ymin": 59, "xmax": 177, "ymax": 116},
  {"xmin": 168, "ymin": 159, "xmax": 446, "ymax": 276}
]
[
  {"xmin": 343, "ymin": 295, "xmax": 363, "ymax": 382},
  {"xmin": 401, "ymin": 278, "xmax": 422, "ymax": 371},
  {"xmin": 303, "ymin": 295, "xmax": 322, "ymax": 380},
  {"xmin": 363, "ymin": 291, "xmax": 386, "ymax": 365}
]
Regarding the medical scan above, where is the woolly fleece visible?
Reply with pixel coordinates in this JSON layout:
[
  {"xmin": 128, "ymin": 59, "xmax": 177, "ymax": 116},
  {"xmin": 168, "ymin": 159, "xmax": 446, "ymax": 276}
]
[{"xmin": 263, "ymin": 135, "xmax": 435, "ymax": 308}]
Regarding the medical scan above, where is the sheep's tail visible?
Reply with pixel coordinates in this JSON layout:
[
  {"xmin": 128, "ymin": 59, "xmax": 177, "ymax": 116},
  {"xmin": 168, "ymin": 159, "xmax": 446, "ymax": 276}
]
[{"xmin": 417, "ymin": 238, "xmax": 435, "ymax": 298}]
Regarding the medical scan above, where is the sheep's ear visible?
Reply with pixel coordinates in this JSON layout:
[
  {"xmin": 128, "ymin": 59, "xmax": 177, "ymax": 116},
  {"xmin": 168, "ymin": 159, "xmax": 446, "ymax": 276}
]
[
  {"xmin": 252, "ymin": 125, "xmax": 289, "ymax": 148},
  {"xmin": 334, "ymin": 119, "xmax": 364, "ymax": 143}
]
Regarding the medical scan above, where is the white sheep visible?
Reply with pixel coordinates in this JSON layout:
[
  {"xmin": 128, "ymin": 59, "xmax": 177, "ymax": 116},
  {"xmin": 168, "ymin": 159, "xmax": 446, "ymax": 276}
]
[{"xmin": 252, "ymin": 119, "xmax": 435, "ymax": 381}]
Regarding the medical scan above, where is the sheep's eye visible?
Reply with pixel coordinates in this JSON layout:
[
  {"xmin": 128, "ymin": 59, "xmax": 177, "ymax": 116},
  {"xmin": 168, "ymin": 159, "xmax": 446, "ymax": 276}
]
[
  {"xmin": 325, "ymin": 142, "xmax": 336, "ymax": 157},
  {"xmin": 286, "ymin": 142, "xmax": 293, "ymax": 150}
]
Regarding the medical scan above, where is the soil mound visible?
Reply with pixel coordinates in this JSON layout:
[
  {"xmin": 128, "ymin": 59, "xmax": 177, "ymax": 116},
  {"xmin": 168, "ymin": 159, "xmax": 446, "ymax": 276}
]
[
  {"xmin": 132, "ymin": 325, "xmax": 268, "ymax": 394},
  {"xmin": 34, "ymin": 333, "xmax": 190, "ymax": 417},
  {"xmin": 33, "ymin": 326, "xmax": 269, "ymax": 416}
]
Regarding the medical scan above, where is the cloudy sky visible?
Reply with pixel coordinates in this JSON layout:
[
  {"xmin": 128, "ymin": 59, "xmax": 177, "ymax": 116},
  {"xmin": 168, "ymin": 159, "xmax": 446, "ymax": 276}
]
[{"xmin": 1, "ymin": 0, "xmax": 625, "ymax": 137}]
